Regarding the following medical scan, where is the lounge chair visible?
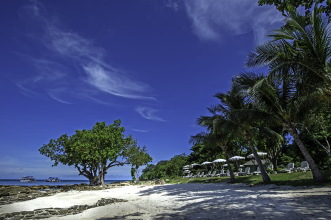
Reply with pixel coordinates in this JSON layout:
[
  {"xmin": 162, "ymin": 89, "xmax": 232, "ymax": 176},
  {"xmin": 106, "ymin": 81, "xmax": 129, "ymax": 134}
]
[
  {"xmin": 197, "ymin": 172, "xmax": 204, "ymax": 177},
  {"xmin": 183, "ymin": 172, "xmax": 193, "ymax": 178},
  {"xmin": 267, "ymin": 164, "xmax": 274, "ymax": 170},
  {"xmin": 193, "ymin": 172, "xmax": 201, "ymax": 178},
  {"xmin": 216, "ymin": 169, "xmax": 226, "ymax": 177},
  {"xmin": 239, "ymin": 167, "xmax": 250, "ymax": 176},
  {"xmin": 253, "ymin": 167, "xmax": 261, "ymax": 175},
  {"xmin": 282, "ymin": 163, "xmax": 295, "ymax": 173},
  {"xmin": 204, "ymin": 171, "xmax": 212, "ymax": 177},
  {"xmin": 296, "ymin": 161, "xmax": 310, "ymax": 172},
  {"xmin": 208, "ymin": 170, "xmax": 217, "ymax": 177}
]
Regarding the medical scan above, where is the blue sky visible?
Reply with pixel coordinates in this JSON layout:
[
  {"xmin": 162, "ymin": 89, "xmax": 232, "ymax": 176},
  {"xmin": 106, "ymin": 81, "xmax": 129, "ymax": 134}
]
[{"xmin": 0, "ymin": 0, "xmax": 283, "ymax": 180}]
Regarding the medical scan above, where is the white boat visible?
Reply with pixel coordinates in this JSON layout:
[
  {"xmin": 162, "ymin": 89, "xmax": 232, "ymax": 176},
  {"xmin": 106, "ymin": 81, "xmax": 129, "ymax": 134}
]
[
  {"xmin": 46, "ymin": 177, "xmax": 60, "ymax": 182},
  {"xmin": 19, "ymin": 176, "xmax": 35, "ymax": 182}
]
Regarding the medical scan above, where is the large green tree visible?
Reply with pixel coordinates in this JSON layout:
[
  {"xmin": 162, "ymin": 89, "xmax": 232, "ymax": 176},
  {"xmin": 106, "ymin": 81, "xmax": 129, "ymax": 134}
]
[{"xmin": 39, "ymin": 120, "xmax": 151, "ymax": 186}]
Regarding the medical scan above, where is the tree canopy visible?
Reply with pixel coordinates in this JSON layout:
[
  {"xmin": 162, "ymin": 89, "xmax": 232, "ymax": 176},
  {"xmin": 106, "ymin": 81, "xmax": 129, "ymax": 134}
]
[
  {"xmin": 39, "ymin": 120, "xmax": 152, "ymax": 186},
  {"xmin": 258, "ymin": 0, "xmax": 331, "ymax": 17}
]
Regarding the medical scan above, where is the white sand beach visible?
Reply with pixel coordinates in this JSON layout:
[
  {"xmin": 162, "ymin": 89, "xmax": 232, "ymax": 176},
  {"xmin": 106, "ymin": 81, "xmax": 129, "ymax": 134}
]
[{"xmin": 1, "ymin": 183, "xmax": 331, "ymax": 219}]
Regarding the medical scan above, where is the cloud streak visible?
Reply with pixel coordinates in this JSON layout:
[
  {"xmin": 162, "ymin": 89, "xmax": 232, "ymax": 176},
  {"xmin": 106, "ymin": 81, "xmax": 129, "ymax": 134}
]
[
  {"xmin": 182, "ymin": 0, "xmax": 284, "ymax": 45},
  {"xmin": 18, "ymin": 1, "xmax": 155, "ymax": 104},
  {"xmin": 135, "ymin": 106, "xmax": 165, "ymax": 122}
]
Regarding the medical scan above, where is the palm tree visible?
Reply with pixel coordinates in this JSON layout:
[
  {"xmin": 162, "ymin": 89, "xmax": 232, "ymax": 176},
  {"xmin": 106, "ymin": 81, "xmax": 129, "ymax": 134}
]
[
  {"xmin": 234, "ymin": 72, "xmax": 326, "ymax": 182},
  {"xmin": 244, "ymin": 7, "xmax": 329, "ymax": 182},
  {"xmin": 215, "ymin": 84, "xmax": 271, "ymax": 183},
  {"xmin": 246, "ymin": 7, "xmax": 331, "ymax": 96},
  {"xmin": 192, "ymin": 115, "xmax": 236, "ymax": 183},
  {"xmin": 213, "ymin": 88, "xmax": 272, "ymax": 184}
]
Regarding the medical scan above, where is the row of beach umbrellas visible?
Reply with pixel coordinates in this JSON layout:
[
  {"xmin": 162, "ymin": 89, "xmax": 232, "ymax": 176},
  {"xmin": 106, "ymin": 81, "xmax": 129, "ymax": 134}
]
[{"xmin": 183, "ymin": 152, "xmax": 267, "ymax": 169}]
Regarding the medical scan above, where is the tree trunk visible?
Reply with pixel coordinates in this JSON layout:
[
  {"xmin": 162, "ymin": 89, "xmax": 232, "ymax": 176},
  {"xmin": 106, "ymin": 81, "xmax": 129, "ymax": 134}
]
[
  {"xmin": 286, "ymin": 123, "xmax": 326, "ymax": 182},
  {"xmin": 89, "ymin": 175, "xmax": 100, "ymax": 186},
  {"xmin": 250, "ymin": 145, "xmax": 271, "ymax": 184},
  {"xmin": 225, "ymin": 151, "xmax": 235, "ymax": 183},
  {"xmin": 270, "ymin": 157, "xmax": 278, "ymax": 171},
  {"xmin": 245, "ymin": 133, "xmax": 271, "ymax": 183}
]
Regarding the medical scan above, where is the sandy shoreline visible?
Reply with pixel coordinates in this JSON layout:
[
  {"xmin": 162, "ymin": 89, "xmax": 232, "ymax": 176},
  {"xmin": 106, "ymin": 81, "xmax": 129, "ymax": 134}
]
[{"xmin": 1, "ymin": 183, "xmax": 330, "ymax": 219}]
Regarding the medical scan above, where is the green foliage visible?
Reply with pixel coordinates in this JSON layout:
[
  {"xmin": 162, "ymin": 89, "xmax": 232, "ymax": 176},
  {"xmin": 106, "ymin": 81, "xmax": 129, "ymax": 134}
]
[
  {"xmin": 258, "ymin": 0, "xmax": 331, "ymax": 17},
  {"xmin": 140, "ymin": 154, "xmax": 188, "ymax": 180},
  {"xmin": 124, "ymin": 141, "xmax": 152, "ymax": 182},
  {"xmin": 39, "ymin": 120, "xmax": 151, "ymax": 185}
]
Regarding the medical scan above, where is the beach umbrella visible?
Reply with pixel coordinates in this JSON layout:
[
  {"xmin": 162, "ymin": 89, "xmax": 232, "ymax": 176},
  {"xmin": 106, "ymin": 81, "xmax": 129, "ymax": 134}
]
[
  {"xmin": 183, "ymin": 170, "xmax": 190, "ymax": 173},
  {"xmin": 229, "ymin": 156, "xmax": 245, "ymax": 161},
  {"xmin": 201, "ymin": 161, "xmax": 213, "ymax": 165},
  {"xmin": 183, "ymin": 165, "xmax": 190, "ymax": 170},
  {"xmin": 213, "ymin": 159, "xmax": 226, "ymax": 163},
  {"xmin": 222, "ymin": 164, "xmax": 228, "ymax": 167},
  {"xmin": 191, "ymin": 163, "xmax": 200, "ymax": 167},
  {"xmin": 247, "ymin": 152, "xmax": 267, "ymax": 159}
]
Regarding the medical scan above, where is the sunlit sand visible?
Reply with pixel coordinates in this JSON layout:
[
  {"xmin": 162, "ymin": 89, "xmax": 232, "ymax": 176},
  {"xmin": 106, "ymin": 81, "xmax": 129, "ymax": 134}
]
[{"xmin": 1, "ymin": 183, "xmax": 330, "ymax": 219}]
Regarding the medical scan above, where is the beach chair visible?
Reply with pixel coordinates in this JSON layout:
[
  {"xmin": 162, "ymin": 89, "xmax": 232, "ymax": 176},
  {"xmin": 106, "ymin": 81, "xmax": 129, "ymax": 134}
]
[
  {"xmin": 253, "ymin": 166, "xmax": 261, "ymax": 175},
  {"xmin": 239, "ymin": 167, "xmax": 250, "ymax": 176},
  {"xmin": 282, "ymin": 163, "xmax": 295, "ymax": 173},
  {"xmin": 215, "ymin": 169, "xmax": 225, "ymax": 177},
  {"xmin": 183, "ymin": 173, "xmax": 193, "ymax": 178},
  {"xmin": 209, "ymin": 170, "xmax": 217, "ymax": 177},
  {"xmin": 193, "ymin": 172, "xmax": 200, "ymax": 178},
  {"xmin": 267, "ymin": 164, "xmax": 274, "ymax": 170},
  {"xmin": 204, "ymin": 171, "xmax": 212, "ymax": 177},
  {"xmin": 198, "ymin": 172, "xmax": 205, "ymax": 177},
  {"xmin": 297, "ymin": 161, "xmax": 310, "ymax": 172}
]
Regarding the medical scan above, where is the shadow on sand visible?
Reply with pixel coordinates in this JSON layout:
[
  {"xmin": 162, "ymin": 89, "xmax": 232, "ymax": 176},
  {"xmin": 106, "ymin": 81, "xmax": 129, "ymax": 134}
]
[{"xmin": 98, "ymin": 183, "xmax": 331, "ymax": 219}]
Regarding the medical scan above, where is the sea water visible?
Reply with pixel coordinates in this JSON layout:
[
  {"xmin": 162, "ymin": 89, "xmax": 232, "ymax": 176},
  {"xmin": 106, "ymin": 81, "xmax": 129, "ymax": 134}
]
[{"xmin": 0, "ymin": 179, "xmax": 129, "ymax": 186}]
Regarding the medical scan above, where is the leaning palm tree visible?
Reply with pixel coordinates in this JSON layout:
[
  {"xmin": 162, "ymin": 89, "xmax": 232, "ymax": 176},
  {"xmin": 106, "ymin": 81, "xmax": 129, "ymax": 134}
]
[
  {"xmin": 234, "ymin": 72, "xmax": 326, "ymax": 182},
  {"xmin": 214, "ymin": 88, "xmax": 272, "ymax": 184}
]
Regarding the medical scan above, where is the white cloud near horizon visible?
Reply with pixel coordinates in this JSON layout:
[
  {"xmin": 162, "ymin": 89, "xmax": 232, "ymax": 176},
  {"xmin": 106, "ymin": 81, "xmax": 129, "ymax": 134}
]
[
  {"xmin": 183, "ymin": 0, "xmax": 284, "ymax": 45},
  {"xmin": 18, "ymin": 1, "xmax": 155, "ymax": 104},
  {"xmin": 135, "ymin": 106, "xmax": 165, "ymax": 122}
]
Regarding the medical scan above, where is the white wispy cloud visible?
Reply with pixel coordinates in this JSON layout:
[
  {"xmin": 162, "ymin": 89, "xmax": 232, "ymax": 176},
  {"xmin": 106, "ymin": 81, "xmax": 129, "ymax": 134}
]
[
  {"xmin": 135, "ymin": 106, "xmax": 165, "ymax": 122},
  {"xmin": 165, "ymin": 0, "xmax": 180, "ymax": 12},
  {"xmin": 131, "ymin": 128, "xmax": 149, "ymax": 133},
  {"xmin": 18, "ymin": 1, "xmax": 155, "ymax": 104},
  {"xmin": 83, "ymin": 64, "xmax": 155, "ymax": 100},
  {"xmin": 182, "ymin": 0, "xmax": 284, "ymax": 45}
]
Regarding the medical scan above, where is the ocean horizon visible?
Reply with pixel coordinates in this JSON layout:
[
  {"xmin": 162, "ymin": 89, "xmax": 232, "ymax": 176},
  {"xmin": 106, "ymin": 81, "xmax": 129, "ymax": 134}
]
[{"xmin": 0, "ymin": 179, "xmax": 130, "ymax": 186}]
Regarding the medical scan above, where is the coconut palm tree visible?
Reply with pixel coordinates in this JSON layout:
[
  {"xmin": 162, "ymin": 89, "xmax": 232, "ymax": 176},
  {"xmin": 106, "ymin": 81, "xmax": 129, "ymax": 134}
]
[
  {"xmin": 214, "ymin": 88, "xmax": 272, "ymax": 184},
  {"xmin": 192, "ymin": 114, "xmax": 237, "ymax": 183},
  {"xmin": 246, "ymin": 7, "xmax": 331, "ymax": 96},
  {"xmin": 234, "ymin": 72, "xmax": 326, "ymax": 182}
]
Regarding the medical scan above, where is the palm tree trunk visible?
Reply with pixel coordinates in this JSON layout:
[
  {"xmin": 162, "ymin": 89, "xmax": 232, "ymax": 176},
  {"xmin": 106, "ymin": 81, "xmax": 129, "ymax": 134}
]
[
  {"xmin": 285, "ymin": 123, "xmax": 326, "ymax": 182},
  {"xmin": 225, "ymin": 150, "xmax": 235, "ymax": 183},
  {"xmin": 250, "ymin": 144, "xmax": 271, "ymax": 184}
]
